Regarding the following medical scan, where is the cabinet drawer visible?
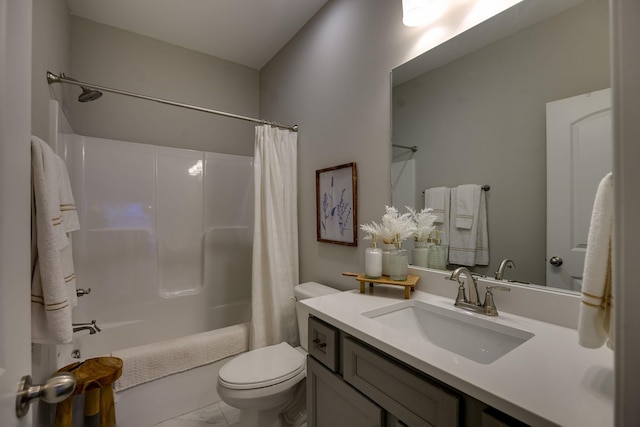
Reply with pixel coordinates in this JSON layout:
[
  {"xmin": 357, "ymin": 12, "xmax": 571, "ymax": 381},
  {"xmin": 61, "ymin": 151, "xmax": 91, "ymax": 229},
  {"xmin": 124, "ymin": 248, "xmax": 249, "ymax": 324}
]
[
  {"xmin": 308, "ymin": 316, "xmax": 340, "ymax": 372},
  {"xmin": 343, "ymin": 337, "xmax": 460, "ymax": 427}
]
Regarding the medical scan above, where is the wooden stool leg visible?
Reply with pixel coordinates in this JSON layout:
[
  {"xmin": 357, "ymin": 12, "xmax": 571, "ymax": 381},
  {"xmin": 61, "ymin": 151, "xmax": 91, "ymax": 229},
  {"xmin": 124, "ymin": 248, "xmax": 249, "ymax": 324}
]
[
  {"xmin": 84, "ymin": 388, "xmax": 101, "ymax": 427},
  {"xmin": 100, "ymin": 384, "xmax": 116, "ymax": 426},
  {"xmin": 54, "ymin": 397, "xmax": 73, "ymax": 427}
]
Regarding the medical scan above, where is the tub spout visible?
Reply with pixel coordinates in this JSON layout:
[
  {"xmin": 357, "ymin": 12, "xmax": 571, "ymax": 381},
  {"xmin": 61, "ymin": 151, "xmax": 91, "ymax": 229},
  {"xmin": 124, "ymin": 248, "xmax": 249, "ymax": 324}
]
[
  {"xmin": 72, "ymin": 320, "xmax": 101, "ymax": 334},
  {"xmin": 72, "ymin": 326, "xmax": 97, "ymax": 334}
]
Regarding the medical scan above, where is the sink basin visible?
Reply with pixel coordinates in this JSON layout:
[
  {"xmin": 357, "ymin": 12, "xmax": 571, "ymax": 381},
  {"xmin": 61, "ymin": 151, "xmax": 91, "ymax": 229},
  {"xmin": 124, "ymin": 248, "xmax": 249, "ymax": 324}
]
[{"xmin": 362, "ymin": 300, "xmax": 534, "ymax": 364}]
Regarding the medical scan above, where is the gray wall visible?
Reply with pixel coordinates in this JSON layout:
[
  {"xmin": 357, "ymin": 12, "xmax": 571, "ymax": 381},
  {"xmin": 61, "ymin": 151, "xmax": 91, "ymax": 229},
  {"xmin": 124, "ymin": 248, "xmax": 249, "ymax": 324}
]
[
  {"xmin": 33, "ymin": 0, "xmax": 598, "ymax": 291},
  {"xmin": 68, "ymin": 16, "xmax": 259, "ymax": 155},
  {"xmin": 31, "ymin": 0, "xmax": 525, "ymax": 292},
  {"xmin": 260, "ymin": 0, "xmax": 611, "ymax": 289},
  {"xmin": 31, "ymin": 0, "xmax": 71, "ymax": 141},
  {"xmin": 260, "ymin": 1, "xmax": 423, "ymax": 289},
  {"xmin": 33, "ymin": 2, "xmax": 259, "ymax": 156},
  {"xmin": 392, "ymin": 0, "xmax": 610, "ymax": 284}
]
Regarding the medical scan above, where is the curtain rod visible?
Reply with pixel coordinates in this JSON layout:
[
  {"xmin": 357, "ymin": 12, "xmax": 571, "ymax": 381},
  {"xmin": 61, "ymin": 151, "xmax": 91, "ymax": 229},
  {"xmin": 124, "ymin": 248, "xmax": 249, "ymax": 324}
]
[
  {"xmin": 422, "ymin": 185, "xmax": 490, "ymax": 194},
  {"xmin": 46, "ymin": 71, "xmax": 298, "ymax": 132},
  {"xmin": 392, "ymin": 144, "xmax": 418, "ymax": 152}
]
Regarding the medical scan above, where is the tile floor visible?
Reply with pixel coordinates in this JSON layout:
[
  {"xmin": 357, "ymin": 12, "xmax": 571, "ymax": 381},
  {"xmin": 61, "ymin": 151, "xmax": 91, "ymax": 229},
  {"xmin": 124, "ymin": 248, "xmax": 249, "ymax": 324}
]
[{"xmin": 154, "ymin": 401, "xmax": 240, "ymax": 427}]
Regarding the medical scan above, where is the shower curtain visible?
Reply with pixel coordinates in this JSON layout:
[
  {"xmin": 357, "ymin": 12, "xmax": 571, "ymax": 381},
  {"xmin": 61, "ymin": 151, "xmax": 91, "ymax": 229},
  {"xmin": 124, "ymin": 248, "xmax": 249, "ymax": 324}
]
[{"xmin": 250, "ymin": 125, "xmax": 299, "ymax": 349}]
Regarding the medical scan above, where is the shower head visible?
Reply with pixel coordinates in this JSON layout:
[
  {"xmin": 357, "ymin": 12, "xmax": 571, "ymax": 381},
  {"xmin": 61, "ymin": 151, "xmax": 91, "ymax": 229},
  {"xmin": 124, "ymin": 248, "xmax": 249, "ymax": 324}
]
[
  {"xmin": 78, "ymin": 87, "xmax": 103, "ymax": 103},
  {"xmin": 60, "ymin": 73, "xmax": 103, "ymax": 103}
]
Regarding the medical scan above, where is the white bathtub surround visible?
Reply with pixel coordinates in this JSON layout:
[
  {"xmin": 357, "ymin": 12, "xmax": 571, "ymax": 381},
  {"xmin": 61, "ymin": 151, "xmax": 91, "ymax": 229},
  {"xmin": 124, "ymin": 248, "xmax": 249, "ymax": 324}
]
[
  {"xmin": 113, "ymin": 323, "xmax": 249, "ymax": 391},
  {"xmin": 53, "ymin": 129, "xmax": 253, "ymax": 353},
  {"xmin": 44, "ymin": 102, "xmax": 255, "ymax": 425},
  {"xmin": 251, "ymin": 125, "xmax": 299, "ymax": 349},
  {"xmin": 31, "ymin": 136, "xmax": 81, "ymax": 344}
]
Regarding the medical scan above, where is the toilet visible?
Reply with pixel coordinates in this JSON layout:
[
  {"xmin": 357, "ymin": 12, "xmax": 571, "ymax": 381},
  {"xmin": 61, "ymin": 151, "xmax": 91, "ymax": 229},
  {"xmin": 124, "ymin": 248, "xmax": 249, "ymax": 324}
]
[{"xmin": 216, "ymin": 282, "xmax": 340, "ymax": 427}]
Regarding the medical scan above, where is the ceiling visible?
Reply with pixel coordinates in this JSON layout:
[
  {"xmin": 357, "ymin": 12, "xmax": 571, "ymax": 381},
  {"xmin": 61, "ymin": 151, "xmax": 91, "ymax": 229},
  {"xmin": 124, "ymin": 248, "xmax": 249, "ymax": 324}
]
[{"xmin": 66, "ymin": 0, "xmax": 329, "ymax": 70}]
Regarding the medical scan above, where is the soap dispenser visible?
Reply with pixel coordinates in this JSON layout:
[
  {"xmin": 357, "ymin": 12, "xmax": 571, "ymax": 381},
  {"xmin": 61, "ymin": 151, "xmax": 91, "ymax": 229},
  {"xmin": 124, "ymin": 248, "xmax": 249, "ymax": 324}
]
[
  {"xmin": 389, "ymin": 236, "xmax": 408, "ymax": 281},
  {"xmin": 411, "ymin": 235, "xmax": 430, "ymax": 268},
  {"xmin": 428, "ymin": 230, "xmax": 447, "ymax": 270}
]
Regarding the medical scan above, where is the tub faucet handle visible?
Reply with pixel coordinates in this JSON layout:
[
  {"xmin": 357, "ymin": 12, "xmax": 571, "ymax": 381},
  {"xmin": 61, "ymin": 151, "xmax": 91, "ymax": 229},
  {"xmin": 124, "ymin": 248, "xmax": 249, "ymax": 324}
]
[{"xmin": 76, "ymin": 288, "xmax": 91, "ymax": 297}]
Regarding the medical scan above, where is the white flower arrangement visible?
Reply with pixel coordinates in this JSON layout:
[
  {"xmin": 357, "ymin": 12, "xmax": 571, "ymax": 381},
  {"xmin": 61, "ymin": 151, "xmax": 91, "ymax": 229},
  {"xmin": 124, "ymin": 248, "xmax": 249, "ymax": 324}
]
[
  {"xmin": 359, "ymin": 222, "xmax": 381, "ymax": 241},
  {"xmin": 406, "ymin": 206, "xmax": 437, "ymax": 242},
  {"xmin": 360, "ymin": 206, "xmax": 416, "ymax": 245}
]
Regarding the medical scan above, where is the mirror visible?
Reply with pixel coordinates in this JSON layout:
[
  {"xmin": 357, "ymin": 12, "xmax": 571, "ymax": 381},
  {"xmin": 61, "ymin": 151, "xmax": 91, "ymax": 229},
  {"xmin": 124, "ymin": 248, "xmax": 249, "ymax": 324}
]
[{"xmin": 391, "ymin": 0, "xmax": 610, "ymax": 291}]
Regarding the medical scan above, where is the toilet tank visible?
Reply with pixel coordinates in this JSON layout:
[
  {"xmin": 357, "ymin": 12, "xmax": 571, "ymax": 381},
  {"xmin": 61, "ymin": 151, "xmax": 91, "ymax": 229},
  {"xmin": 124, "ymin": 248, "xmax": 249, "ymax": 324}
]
[{"xmin": 295, "ymin": 282, "xmax": 340, "ymax": 351}]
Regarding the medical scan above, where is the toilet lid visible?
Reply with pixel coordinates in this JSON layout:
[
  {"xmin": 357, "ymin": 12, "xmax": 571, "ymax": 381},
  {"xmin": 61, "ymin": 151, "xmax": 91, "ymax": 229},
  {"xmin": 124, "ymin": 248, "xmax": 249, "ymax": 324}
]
[{"xmin": 218, "ymin": 342, "xmax": 306, "ymax": 390}]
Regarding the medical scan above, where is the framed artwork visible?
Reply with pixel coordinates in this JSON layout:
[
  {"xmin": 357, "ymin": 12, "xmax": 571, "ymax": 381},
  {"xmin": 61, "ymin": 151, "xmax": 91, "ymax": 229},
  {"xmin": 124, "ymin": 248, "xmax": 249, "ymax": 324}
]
[{"xmin": 316, "ymin": 162, "xmax": 357, "ymax": 246}]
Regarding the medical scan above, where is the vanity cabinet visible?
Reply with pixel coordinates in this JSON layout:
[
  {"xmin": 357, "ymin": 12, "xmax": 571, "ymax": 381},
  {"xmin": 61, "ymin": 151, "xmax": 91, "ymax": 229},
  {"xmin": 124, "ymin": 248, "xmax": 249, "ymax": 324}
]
[
  {"xmin": 307, "ymin": 356, "xmax": 384, "ymax": 427},
  {"xmin": 307, "ymin": 316, "xmax": 460, "ymax": 427},
  {"xmin": 307, "ymin": 316, "xmax": 528, "ymax": 427},
  {"xmin": 343, "ymin": 336, "xmax": 459, "ymax": 426}
]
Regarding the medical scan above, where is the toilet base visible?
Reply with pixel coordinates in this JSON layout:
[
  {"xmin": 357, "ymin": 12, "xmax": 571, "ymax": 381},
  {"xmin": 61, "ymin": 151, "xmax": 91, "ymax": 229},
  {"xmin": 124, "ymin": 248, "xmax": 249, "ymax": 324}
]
[
  {"xmin": 235, "ymin": 405, "xmax": 307, "ymax": 427},
  {"xmin": 222, "ymin": 379, "xmax": 306, "ymax": 427},
  {"xmin": 237, "ymin": 406, "xmax": 283, "ymax": 427}
]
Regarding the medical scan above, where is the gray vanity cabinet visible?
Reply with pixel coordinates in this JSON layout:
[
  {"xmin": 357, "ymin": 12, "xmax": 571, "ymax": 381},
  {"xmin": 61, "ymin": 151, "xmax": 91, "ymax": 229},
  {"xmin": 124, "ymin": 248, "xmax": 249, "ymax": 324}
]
[
  {"xmin": 306, "ymin": 315, "xmax": 529, "ymax": 427},
  {"xmin": 307, "ymin": 316, "xmax": 460, "ymax": 427},
  {"xmin": 307, "ymin": 356, "xmax": 384, "ymax": 427},
  {"xmin": 343, "ymin": 337, "xmax": 460, "ymax": 426}
]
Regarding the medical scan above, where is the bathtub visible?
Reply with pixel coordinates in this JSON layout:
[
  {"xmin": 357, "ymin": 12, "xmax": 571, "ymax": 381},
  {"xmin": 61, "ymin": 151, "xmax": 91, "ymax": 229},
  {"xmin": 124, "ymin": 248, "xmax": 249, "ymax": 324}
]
[
  {"xmin": 113, "ymin": 322, "xmax": 249, "ymax": 426},
  {"xmin": 47, "ymin": 321, "xmax": 249, "ymax": 427},
  {"xmin": 35, "ymin": 104, "xmax": 255, "ymax": 426},
  {"xmin": 115, "ymin": 354, "xmax": 235, "ymax": 426}
]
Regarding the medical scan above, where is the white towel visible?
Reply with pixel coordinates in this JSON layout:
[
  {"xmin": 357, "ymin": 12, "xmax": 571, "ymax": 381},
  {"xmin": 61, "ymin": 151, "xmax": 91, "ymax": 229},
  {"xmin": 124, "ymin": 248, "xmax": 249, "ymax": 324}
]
[
  {"xmin": 425, "ymin": 187, "xmax": 450, "ymax": 261},
  {"xmin": 578, "ymin": 173, "xmax": 614, "ymax": 350},
  {"xmin": 448, "ymin": 186, "xmax": 489, "ymax": 266},
  {"xmin": 455, "ymin": 184, "xmax": 478, "ymax": 229},
  {"xmin": 31, "ymin": 136, "xmax": 80, "ymax": 344},
  {"xmin": 112, "ymin": 323, "xmax": 250, "ymax": 391},
  {"xmin": 56, "ymin": 156, "xmax": 80, "ymax": 309},
  {"xmin": 424, "ymin": 187, "xmax": 447, "ymax": 224},
  {"xmin": 57, "ymin": 156, "xmax": 80, "ymax": 233}
]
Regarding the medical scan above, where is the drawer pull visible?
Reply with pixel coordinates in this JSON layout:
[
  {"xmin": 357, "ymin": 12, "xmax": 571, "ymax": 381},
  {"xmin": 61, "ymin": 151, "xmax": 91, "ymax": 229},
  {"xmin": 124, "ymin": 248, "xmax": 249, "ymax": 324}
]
[{"xmin": 313, "ymin": 338, "xmax": 327, "ymax": 349}]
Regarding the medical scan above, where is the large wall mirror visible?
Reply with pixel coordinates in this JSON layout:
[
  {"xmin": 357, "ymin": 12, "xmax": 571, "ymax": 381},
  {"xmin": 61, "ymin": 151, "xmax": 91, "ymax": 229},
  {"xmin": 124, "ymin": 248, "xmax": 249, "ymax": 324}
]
[{"xmin": 392, "ymin": 0, "xmax": 610, "ymax": 292}]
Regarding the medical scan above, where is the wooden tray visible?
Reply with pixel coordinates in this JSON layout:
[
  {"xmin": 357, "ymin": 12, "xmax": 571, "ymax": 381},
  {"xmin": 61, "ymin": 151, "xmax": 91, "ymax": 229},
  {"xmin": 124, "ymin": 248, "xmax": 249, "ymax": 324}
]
[{"xmin": 343, "ymin": 272, "xmax": 419, "ymax": 299}]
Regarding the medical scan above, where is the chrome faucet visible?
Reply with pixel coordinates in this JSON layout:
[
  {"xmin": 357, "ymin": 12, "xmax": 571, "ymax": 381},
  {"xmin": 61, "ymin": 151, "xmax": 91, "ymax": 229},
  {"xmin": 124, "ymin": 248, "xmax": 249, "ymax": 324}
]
[
  {"xmin": 495, "ymin": 259, "xmax": 515, "ymax": 280},
  {"xmin": 446, "ymin": 267, "xmax": 510, "ymax": 316},
  {"xmin": 72, "ymin": 320, "xmax": 101, "ymax": 334},
  {"xmin": 449, "ymin": 267, "xmax": 481, "ymax": 305}
]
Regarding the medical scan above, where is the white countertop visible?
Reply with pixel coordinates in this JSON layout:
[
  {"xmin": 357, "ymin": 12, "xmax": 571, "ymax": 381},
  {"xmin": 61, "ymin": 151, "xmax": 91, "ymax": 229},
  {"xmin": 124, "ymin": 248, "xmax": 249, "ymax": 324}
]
[{"xmin": 301, "ymin": 287, "xmax": 614, "ymax": 427}]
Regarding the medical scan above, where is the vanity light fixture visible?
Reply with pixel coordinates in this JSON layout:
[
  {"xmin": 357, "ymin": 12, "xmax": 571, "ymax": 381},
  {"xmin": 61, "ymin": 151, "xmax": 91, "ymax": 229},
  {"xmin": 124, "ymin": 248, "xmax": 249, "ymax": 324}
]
[{"xmin": 402, "ymin": 0, "xmax": 446, "ymax": 27}]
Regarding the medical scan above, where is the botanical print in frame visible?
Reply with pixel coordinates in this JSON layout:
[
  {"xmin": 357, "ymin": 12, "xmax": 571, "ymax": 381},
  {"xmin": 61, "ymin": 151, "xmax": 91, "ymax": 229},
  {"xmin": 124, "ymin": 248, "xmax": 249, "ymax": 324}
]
[{"xmin": 316, "ymin": 162, "xmax": 357, "ymax": 246}]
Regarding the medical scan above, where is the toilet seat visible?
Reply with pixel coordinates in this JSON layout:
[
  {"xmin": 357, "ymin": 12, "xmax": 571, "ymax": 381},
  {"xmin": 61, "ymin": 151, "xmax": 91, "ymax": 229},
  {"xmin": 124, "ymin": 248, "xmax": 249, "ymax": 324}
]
[{"xmin": 218, "ymin": 342, "xmax": 306, "ymax": 390}]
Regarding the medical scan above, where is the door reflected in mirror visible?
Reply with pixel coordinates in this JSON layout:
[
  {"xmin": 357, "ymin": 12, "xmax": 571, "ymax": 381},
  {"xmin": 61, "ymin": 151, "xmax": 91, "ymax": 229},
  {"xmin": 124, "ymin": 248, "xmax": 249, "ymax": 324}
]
[{"xmin": 391, "ymin": 0, "xmax": 611, "ymax": 291}]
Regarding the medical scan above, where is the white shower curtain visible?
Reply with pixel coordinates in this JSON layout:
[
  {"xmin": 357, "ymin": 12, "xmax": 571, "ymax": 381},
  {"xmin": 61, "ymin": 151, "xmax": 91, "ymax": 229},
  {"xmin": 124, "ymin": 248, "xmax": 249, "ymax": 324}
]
[{"xmin": 250, "ymin": 125, "xmax": 299, "ymax": 350}]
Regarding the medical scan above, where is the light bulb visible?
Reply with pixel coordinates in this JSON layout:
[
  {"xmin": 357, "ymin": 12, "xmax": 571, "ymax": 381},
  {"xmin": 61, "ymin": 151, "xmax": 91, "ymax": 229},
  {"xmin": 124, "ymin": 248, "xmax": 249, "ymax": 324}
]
[{"xmin": 402, "ymin": 0, "xmax": 446, "ymax": 27}]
